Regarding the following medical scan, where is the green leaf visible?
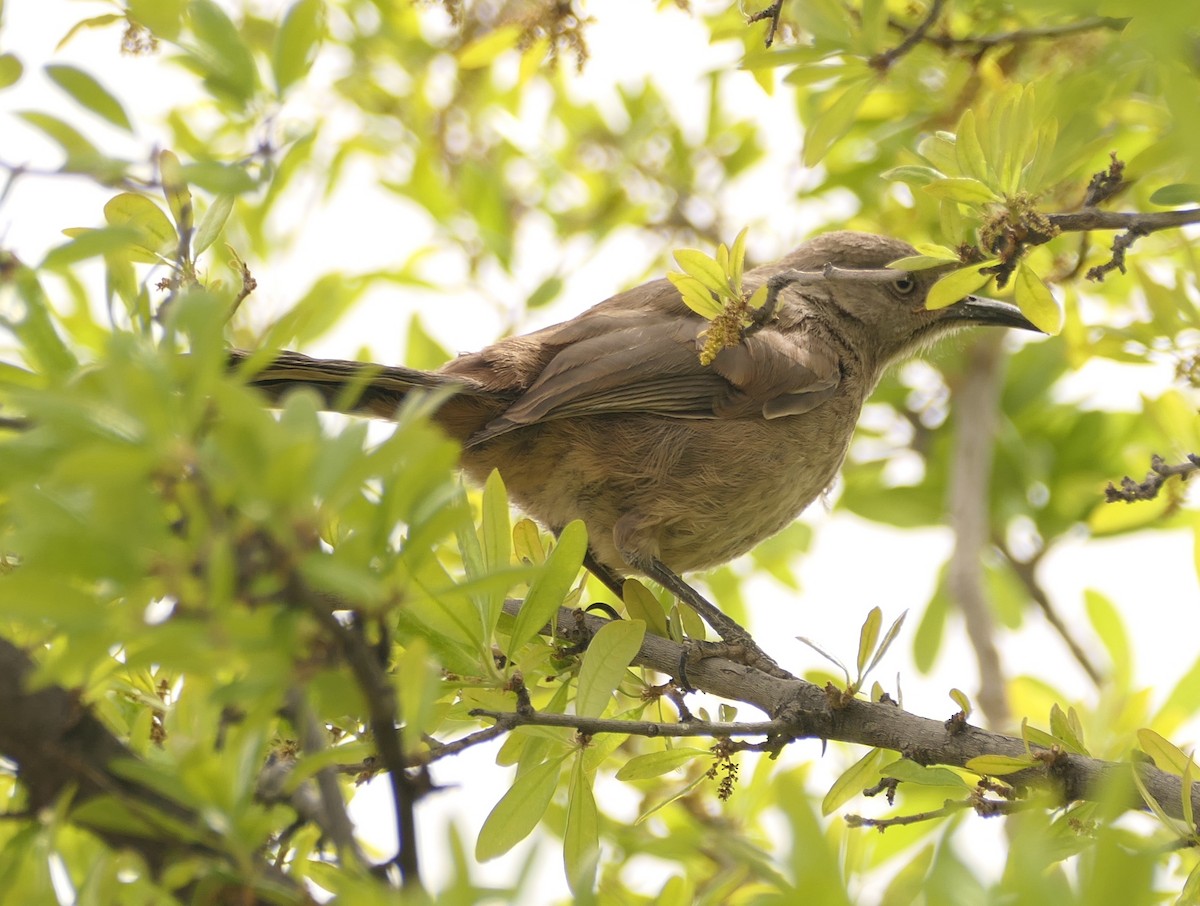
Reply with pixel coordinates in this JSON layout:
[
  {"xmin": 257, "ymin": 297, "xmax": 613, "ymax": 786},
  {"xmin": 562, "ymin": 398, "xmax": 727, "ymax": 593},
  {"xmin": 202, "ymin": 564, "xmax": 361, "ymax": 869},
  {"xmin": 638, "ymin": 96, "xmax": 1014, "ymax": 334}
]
[
  {"xmin": 1048, "ymin": 704, "xmax": 1087, "ymax": 755},
  {"xmin": 103, "ymin": 193, "xmax": 177, "ymax": 261},
  {"xmin": 881, "ymin": 758, "xmax": 970, "ymax": 790},
  {"xmin": 856, "ymin": 606, "xmax": 882, "ymax": 677},
  {"xmin": 622, "ymin": 578, "xmax": 669, "ymax": 639},
  {"xmin": 673, "ymin": 248, "xmax": 729, "ymax": 296},
  {"xmin": 925, "ymin": 263, "xmax": 997, "ymax": 310},
  {"xmin": 881, "ymin": 165, "xmax": 943, "ymax": 187},
  {"xmin": 729, "ymin": 227, "xmax": 749, "ymax": 290},
  {"xmin": 17, "ymin": 110, "xmax": 102, "ymax": 164},
  {"xmin": 0, "ymin": 53, "xmax": 21, "ymax": 90},
  {"xmin": 55, "ymin": 13, "xmax": 124, "ymax": 50},
  {"xmin": 272, "ymin": 0, "xmax": 323, "ymax": 94},
  {"xmin": 616, "ymin": 747, "xmax": 709, "ymax": 781},
  {"xmin": 40, "ymin": 226, "xmax": 141, "ymax": 270},
  {"xmin": 188, "ymin": 0, "xmax": 259, "ymax": 105},
  {"xmin": 563, "ymin": 754, "xmax": 600, "ymax": 896},
  {"xmin": 512, "ymin": 518, "xmax": 545, "ymax": 567},
  {"xmin": 1183, "ymin": 752, "xmax": 1195, "ymax": 830},
  {"xmin": 667, "ymin": 272, "xmax": 722, "ymax": 319},
  {"xmin": 923, "ymin": 177, "xmax": 998, "ymax": 204},
  {"xmin": 822, "ymin": 746, "xmax": 884, "ymax": 815},
  {"xmin": 458, "ymin": 25, "xmax": 522, "ymax": 69},
  {"xmin": 802, "ymin": 77, "xmax": 874, "ymax": 167},
  {"xmin": 1138, "ymin": 728, "xmax": 1190, "ymax": 775},
  {"xmin": 481, "ymin": 469, "xmax": 511, "ymax": 573},
  {"xmin": 575, "ymin": 619, "xmax": 645, "ymax": 718},
  {"xmin": 475, "ymin": 755, "xmax": 564, "ymax": 861},
  {"xmin": 159, "ymin": 150, "xmax": 193, "ymax": 236},
  {"xmin": 954, "ymin": 108, "xmax": 990, "ymax": 184},
  {"xmin": 965, "ymin": 754, "xmax": 1037, "ymax": 776},
  {"xmin": 1148, "ymin": 184, "xmax": 1200, "ymax": 206},
  {"xmin": 192, "ymin": 193, "xmax": 234, "ymax": 256},
  {"xmin": 949, "ymin": 688, "xmax": 972, "ymax": 718},
  {"xmin": 862, "ymin": 610, "xmax": 906, "ymax": 679},
  {"xmin": 45, "ymin": 64, "xmax": 132, "ymax": 131},
  {"xmin": 1013, "ymin": 263, "xmax": 1063, "ymax": 335},
  {"xmin": 1084, "ymin": 589, "xmax": 1130, "ymax": 688},
  {"xmin": 507, "ymin": 520, "xmax": 587, "ymax": 656}
]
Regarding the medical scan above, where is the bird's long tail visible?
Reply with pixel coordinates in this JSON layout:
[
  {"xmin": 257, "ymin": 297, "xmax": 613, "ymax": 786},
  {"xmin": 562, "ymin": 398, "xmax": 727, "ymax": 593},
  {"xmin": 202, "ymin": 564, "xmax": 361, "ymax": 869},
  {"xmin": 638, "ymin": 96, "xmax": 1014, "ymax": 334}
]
[{"xmin": 229, "ymin": 349, "xmax": 509, "ymax": 443}]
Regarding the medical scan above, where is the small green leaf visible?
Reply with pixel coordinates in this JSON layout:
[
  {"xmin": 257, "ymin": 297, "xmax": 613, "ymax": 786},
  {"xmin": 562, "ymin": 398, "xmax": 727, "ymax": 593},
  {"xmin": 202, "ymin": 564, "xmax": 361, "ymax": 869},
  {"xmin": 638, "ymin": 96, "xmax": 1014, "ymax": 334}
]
[
  {"xmin": 1138, "ymin": 728, "xmax": 1190, "ymax": 775},
  {"xmin": 512, "ymin": 518, "xmax": 545, "ymax": 567},
  {"xmin": 55, "ymin": 13, "xmax": 124, "ymax": 51},
  {"xmin": 575, "ymin": 619, "xmax": 645, "ymax": 718},
  {"xmin": 1149, "ymin": 184, "xmax": 1200, "ymax": 207},
  {"xmin": 822, "ymin": 747, "xmax": 884, "ymax": 815},
  {"xmin": 103, "ymin": 193, "xmax": 177, "ymax": 261},
  {"xmin": 862, "ymin": 610, "xmax": 906, "ymax": 679},
  {"xmin": 729, "ymin": 227, "xmax": 749, "ymax": 290},
  {"xmin": 0, "ymin": 54, "xmax": 24, "ymax": 90},
  {"xmin": 622, "ymin": 578, "xmax": 669, "ymax": 638},
  {"xmin": 1085, "ymin": 589, "xmax": 1130, "ymax": 686},
  {"xmin": 458, "ymin": 25, "xmax": 522, "ymax": 69},
  {"xmin": 159, "ymin": 150, "xmax": 193, "ymax": 236},
  {"xmin": 1014, "ymin": 262, "xmax": 1063, "ymax": 334},
  {"xmin": 954, "ymin": 108, "xmax": 990, "ymax": 184},
  {"xmin": 925, "ymin": 263, "xmax": 997, "ymax": 310},
  {"xmin": 616, "ymin": 747, "xmax": 709, "ymax": 781},
  {"xmin": 881, "ymin": 165, "xmax": 942, "ymax": 187},
  {"xmin": 45, "ymin": 64, "xmax": 132, "ymax": 131},
  {"xmin": 802, "ymin": 77, "xmax": 874, "ymax": 167},
  {"xmin": 563, "ymin": 755, "xmax": 600, "ymax": 896},
  {"xmin": 40, "ymin": 226, "xmax": 141, "ymax": 270},
  {"xmin": 881, "ymin": 758, "xmax": 970, "ymax": 790},
  {"xmin": 856, "ymin": 606, "xmax": 882, "ymax": 677},
  {"xmin": 673, "ymin": 248, "xmax": 729, "ymax": 296},
  {"xmin": 1048, "ymin": 704, "xmax": 1087, "ymax": 754},
  {"xmin": 481, "ymin": 470, "xmax": 511, "ymax": 572},
  {"xmin": 949, "ymin": 688, "xmax": 972, "ymax": 718},
  {"xmin": 272, "ymin": 0, "xmax": 324, "ymax": 94},
  {"xmin": 188, "ymin": 0, "xmax": 260, "ymax": 104},
  {"xmin": 192, "ymin": 193, "xmax": 234, "ymax": 256},
  {"xmin": 475, "ymin": 756, "xmax": 564, "ymax": 861},
  {"xmin": 965, "ymin": 754, "xmax": 1037, "ymax": 776},
  {"xmin": 923, "ymin": 177, "xmax": 998, "ymax": 204},
  {"xmin": 507, "ymin": 520, "xmax": 586, "ymax": 656},
  {"xmin": 667, "ymin": 272, "xmax": 723, "ymax": 319}
]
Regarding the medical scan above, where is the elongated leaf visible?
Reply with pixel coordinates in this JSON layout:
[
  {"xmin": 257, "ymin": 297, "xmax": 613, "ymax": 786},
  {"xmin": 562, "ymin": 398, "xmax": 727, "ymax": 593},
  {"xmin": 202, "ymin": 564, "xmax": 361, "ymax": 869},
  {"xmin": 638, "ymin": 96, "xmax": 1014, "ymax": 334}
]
[
  {"xmin": 965, "ymin": 754, "xmax": 1037, "ymax": 776},
  {"xmin": 730, "ymin": 227, "xmax": 748, "ymax": 290},
  {"xmin": 564, "ymin": 755, "xmax": 599, "ymax": 896},
  {"xmin": 822, "ymin": 746, "xmax": 883, "ymax": 815},
  {"xmin": 881, "ymin": 758, "xmax": 970, "ymax": 790},
  {"xmin": 923, "ymin": 177, "xmax": 998, "ymax": 204},
  {"xmin": 1014, "ymin": 263, "xmax": 1063, "ymax": 334},
  {"xmin": 576, "ymin": 619, "xmax": 645, "ymax": 718},
  {"xmin": 272, "ymin": 0, "xmax": 324, "ymax": 94},
  {"xmin": 949, "ymin": 688, "xmax": 972, "ymax": 718},
  {"xmin": 0, "ymin": 54, "xmax": 21, "ymax": 90},
  {"xmin": 41, "ymin": 226, "xmax": 141, "ymax": 270},
  {"xmin": 673, "ymin": 248, "xmax": 729, "ymax": 296},
  {"xmin": 193, "ymin": 193, "xmax": 234, "ymax": 256},
  {"xmin": 667, "ymin": 272, "xmax": 722, "ymax": 319},
  {"xmin": 954, "ymin": 108, "xmax": 989, "ymax": 184},
  {"xmin": 802, "ymin": 77, "xmax": 874, "ymax": 167},
  {"xmin": 616, "ymin": 747, "xmax": 709, "ymax": 781},
  {"xmin": 1138, "ymin": 728, "xmax": 1190, "ymax": 775},
  {"xmin": 856, "ymin": 606, "xmax": 882, "ymax": 677},
  {"xmin": 622, "ymin": 578, "xmax": 669, "ymax": 638},
  {"xmin": 459, "ymin": 25, "xmax": 522, "ymax": 69},
  {"xmin": 925, "ymin": 263, "xmax": 996, "ymax": 310},
  {"xmin": 45, "ymin": 64, "xmax": 131, "ymax": 131},
  {"xmin": 507, "ymin": 520, "xmax": 587, "ymax": 656},
  {"xmin": 512, "ymin": 518, "xmax": 545, "ymax": 567},
  {"xmin": 863, "ymin": 610, "xmax": 907, "ymax": 678},
  {"xmin": 475, "ymin": 756, "xmax": 564, "ymax": 861},
  {"xmin": 1149, "ymin": 184, "xmax": 1200, "ymax": 207},
  {"xmin": 159, "ymin": 150, "xmax": 193, "ymax": 235}
]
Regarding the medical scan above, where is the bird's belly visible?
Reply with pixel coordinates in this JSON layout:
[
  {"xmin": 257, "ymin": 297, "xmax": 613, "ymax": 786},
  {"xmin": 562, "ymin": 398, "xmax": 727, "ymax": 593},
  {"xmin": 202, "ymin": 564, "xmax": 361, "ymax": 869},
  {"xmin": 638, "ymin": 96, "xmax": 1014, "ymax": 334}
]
[{"xmin": 461, "ymin": 409, "xmax": 859, "ymax": 576}]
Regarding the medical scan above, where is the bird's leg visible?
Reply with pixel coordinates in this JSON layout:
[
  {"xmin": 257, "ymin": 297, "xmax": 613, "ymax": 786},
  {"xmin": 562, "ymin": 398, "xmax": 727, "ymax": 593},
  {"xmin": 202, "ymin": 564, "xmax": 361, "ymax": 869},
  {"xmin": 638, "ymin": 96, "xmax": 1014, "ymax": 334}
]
[
  {"xmin": 635, "ymin": 556, "xmax": 796, "ymax": 682},
  {"xmin": 583, "ymin": 550, "xmax": 627, "ymax": 600}
]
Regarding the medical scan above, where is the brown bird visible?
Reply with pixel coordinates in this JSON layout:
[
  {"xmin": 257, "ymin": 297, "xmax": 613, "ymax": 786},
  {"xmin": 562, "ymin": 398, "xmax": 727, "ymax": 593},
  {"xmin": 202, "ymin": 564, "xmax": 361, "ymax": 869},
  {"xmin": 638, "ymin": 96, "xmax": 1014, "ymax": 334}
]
[{"xmin": 235, "ymin": 231, "xmax": 1039, "ymax": 671}]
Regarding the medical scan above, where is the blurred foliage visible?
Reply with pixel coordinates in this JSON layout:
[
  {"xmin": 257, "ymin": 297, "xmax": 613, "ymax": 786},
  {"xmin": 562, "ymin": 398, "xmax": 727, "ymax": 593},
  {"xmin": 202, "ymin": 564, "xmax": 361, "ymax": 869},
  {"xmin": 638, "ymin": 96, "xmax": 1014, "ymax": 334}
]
[{"xmin": 1, "ymin": 0, "xmax": 1200, "ymax": 902}]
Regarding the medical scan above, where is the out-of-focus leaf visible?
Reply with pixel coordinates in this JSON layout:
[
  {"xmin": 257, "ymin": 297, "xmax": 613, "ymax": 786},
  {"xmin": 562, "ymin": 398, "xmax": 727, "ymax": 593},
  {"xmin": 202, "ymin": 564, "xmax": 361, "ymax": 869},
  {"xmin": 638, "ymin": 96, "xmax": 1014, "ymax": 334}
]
[
  {"xmin": 458, "ymin": 25, "xmax": 522, "ymax": 69},
  {"xmin": 0, "ymin": 53, "xmax": 21, "ymax": 89},
  {"xmin": 802, "ymin": 77, "xmax": 875, "ymax": 167},
  {"xmin": 822, "ymin": 746, "xmax": 883, "ymax": 815},
  {"xmin": 965, "ymin": 754, "xmax": 1037, "ymax": 775},
  {"xmin": 272, "ymin": 0, "xmax": 324, "ymax": 94},
  {"xmin": 103, "ymin": 193, "xmax": 177, "ymax": 261},
  {"xmin": 1138, "ymin": 728, "xmax": 1190, "ymax": 775},
  {"xmin": 187, "ymin": 0, "xmax": 259, "ymax": 105},
  {"xmin": 45, "ymin": 64, "xmax": 132, "ymax": 131},
  {"xmin": 159, "ymin": 150, "xmax": 193, "ymax": 236},
  {"xmin": 923, "ymin": 177, "xmax": 998, "ymax": 204},
  {"xmin": 563, "ymin": 754, "xmax": 600, "ymax": 896},
  {"xmin": 1148, "ymin": 184, "xmax": 1200, "ymax": 206},
  {"xmin": 192, "ymin": 193, "xmax": 234, "ymax": 256},
  {"xmin": 475, "ymin": 755, "xmax": 564, "ymax": 861},
  {"xmin": 616, "ymin": 747, "xmax": 709, "ymax": 781}
]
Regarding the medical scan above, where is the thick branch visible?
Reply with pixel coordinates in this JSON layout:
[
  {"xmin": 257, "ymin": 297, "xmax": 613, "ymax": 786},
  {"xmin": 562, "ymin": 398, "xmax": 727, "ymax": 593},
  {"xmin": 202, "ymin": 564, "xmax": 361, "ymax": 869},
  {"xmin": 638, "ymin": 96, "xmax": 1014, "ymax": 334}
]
[
  {"xmin": 1046, "ymin": 208, "xmax": 1200, "ymax": 234},
  {"xmin": 501, "ymin": 600, "xmax": 1200, "ymax": 824}
]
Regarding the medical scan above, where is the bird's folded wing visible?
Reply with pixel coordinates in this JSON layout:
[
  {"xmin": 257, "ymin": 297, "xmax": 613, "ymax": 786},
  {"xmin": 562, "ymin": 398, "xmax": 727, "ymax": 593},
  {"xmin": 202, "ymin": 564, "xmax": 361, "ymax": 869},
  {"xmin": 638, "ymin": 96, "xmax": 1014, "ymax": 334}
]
[{"xmin": 467, "ymin": 314, "xmax": 842, "ymax": 445}]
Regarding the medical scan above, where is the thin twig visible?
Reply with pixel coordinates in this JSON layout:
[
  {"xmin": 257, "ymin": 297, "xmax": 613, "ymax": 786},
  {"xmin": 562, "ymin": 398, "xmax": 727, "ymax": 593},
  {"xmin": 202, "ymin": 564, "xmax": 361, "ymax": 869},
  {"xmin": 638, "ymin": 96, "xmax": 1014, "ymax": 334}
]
[
  {"xmin": 1105, "ymin": 454, "xmax": 1200, "ymax": 503},
  {"xmin": 870, "ymin": 0, "xmax": 946, "ymax": 72},
  {"xmin": 914, "ymin": 15, "xmax": 1130, "ymax": 52},
  {"xmin": 746, "ymin": 1, "xmax": 784, "ymax": 48}
]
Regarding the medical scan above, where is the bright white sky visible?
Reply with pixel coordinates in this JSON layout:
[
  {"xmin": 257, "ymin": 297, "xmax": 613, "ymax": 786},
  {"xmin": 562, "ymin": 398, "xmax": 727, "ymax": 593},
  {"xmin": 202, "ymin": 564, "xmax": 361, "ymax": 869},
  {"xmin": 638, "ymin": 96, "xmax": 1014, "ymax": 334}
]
[{"xmin": 3, "ymin": 1, "xmax": 1199, "ymax": 901}]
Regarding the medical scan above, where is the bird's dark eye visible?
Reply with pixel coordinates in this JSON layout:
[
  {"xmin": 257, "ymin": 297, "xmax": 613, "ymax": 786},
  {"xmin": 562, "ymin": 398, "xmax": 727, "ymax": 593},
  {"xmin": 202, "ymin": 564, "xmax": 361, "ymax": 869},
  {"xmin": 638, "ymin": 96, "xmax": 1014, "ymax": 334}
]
[{"xmin": 893, "ymin": 275, "xmax": 916, "ymax": 295}]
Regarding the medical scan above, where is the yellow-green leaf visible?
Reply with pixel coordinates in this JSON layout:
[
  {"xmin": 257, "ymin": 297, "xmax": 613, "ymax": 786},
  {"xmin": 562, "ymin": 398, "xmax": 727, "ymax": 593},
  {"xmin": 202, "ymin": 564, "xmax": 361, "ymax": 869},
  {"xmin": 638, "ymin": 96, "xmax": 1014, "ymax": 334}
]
[
  {"xmin": 822, "ymin": 746, "xmax": 884, "ymax": 815},
  {"xmin": 923, "ymin": 177, "xmax": 998, "ymax": 204},
  {"xmin": 507, "ymin": 520, "xmax": 586, "ymax": 656},
  {"xmin": 667, "ymin": 272, "xmax": 722, "ymax": 319},
  {"xmin": 673, "ymin": 248, "xmax": 729, "ymax": 296},
  {"xmin": 0, "ymin": 54, "xmax": 21, "ymax": 90},
  {"xmin": 856, "ymin": 606, "xmax": 882, "ymax": 677},
  {"xmin": 616, "ymin": 747, "xmax": 709, "ymax": 781},
  {"xmin": 193, "ymin": 193, "xmax": 234, "ymax": 256},
  {"xmin": 159, "ymin": 150, "xmax": 193, "ymax": 235},
  {"xmin": 45, "ymin": 64, "xmax": 132, "ymax": 131},
  {"xmin": 965, "ymin": 754, "xmax": 1037, "ymax": 776},
  {"xmin": 881, "ymin": 758, "xmax": 971, "ymax": 790},
  {"xmin": 730, "ymin": 227, "xmax": 749, "ymax": 289},
  {"xmin": 1014, "ymin": 263, "xmax": 1063, "ymax": 335},
  {"xmin": 954, "ymin": 108, "xmax": 989, "ymax": 184},
  {"xmin": 576, "ymin": 619, "xmax": 645, "ymax": 718},
  {"xmin": 1138, "ymin": 728, "xmax": 1190, "ymax": 775},
  {"xmin": 949, "ymin": 688, "xmax": 972, "ymax": 717},
  {"xmin": 272, "ymin": 0, "xmax": 324, "ymax": 94},
  {"xmin": 564, "ymin": 755, "xmax": 599, "ymax": 896},
  {"xmin": 475, "ymin": 756, "xmax": 564, "ymax": 861},
  {"xmin": 925, "ymin": 263, "xmax": 996, "ymax": 310},
  {"xmin": 622, "ymin": 578, "xmax": 669, "ymax": 638},
  {"xmin": 802, "ymin": 77, "xmax": 874, "ymax": 167},
  {"xmin": 458, "ymin": 25, "xmax": 522, "ymax": 69},
  {"xmin": 512, "ymin": 518, "xmax": 545, "ymax": 567},
  {"xmin": 103, "ymin": 193, "xmax": 177, "ymax": 260}
]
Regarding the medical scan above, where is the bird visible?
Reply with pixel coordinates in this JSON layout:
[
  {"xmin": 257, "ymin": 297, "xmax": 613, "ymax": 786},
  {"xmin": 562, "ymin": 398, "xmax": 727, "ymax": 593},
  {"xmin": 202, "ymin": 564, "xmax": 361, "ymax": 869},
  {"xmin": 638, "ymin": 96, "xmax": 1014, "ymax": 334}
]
[{"xmin": 234, "ymin": 231, "xmax": 1039, "ymax": 672}]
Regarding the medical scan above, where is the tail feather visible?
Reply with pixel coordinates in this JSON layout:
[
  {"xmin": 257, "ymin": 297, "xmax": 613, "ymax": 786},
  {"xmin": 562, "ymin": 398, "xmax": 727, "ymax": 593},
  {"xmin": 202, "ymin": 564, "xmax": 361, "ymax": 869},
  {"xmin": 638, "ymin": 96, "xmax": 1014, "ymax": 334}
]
[{"xmin": 230, "ymin": 349, "xmax": 510, "ymax": 442}]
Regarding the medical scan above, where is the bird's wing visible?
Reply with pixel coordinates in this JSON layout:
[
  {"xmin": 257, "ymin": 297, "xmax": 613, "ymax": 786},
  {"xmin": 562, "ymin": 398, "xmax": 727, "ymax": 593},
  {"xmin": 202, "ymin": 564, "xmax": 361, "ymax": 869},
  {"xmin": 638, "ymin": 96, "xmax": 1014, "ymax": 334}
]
[{"xmin": 466, "ymin": 302, "xmax": 842, "ymax": 445}]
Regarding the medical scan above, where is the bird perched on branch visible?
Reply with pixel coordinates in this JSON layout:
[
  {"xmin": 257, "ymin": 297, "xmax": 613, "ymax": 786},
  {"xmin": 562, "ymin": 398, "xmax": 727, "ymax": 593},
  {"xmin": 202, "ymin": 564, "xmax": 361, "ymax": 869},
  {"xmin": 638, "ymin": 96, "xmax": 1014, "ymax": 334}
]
[{"xmin": 234, "ymin": 231, "xmax": 1039, "ymax": 671}]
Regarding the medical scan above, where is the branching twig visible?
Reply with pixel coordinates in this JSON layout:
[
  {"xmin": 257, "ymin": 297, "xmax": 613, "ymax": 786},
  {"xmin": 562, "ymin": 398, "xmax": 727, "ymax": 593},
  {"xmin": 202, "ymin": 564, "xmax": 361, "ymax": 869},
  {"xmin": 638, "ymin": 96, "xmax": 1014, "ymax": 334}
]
[
  {"xmin": 870, "ymin": 0, "xmax": 945, "ymax": 72},
  {"xmin": 896, "ymin": 15, "xmax": 1129, "ymax": 53},
  {"xmin": 1105, "ymin": 454, "xmax": 1200, "ymax": 503},
  {"xmin": 746, "ymin": 1, "xmax": 784, "ymax": 48},
  {"xmin": 846, "ymin": 791, "xmax": 1038, "ymax": 830}
]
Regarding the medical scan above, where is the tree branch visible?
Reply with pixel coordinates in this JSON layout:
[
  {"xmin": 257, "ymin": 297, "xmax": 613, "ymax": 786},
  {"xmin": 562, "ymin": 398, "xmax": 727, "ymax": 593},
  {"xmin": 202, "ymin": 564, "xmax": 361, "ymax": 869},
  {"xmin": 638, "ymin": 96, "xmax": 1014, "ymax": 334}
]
[
  {"xmin": 1105, "ymin": 453, "xmax": 1200, "ymax": 503},
  {"xmin": 500, "ymin": 600, "xmax": 1200, "ymax": 824},
  {"xmin": 870, "ymin": 0, "xmax": 946, "ymax": 72}
]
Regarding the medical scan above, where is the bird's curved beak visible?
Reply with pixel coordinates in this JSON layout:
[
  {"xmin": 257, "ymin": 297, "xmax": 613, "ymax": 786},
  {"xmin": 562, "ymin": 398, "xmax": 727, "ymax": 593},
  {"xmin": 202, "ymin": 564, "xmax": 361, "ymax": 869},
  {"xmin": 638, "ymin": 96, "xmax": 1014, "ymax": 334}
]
[{"xmin": 941, "ymin": 294, "xmax": 1043, "ymax": 333}]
